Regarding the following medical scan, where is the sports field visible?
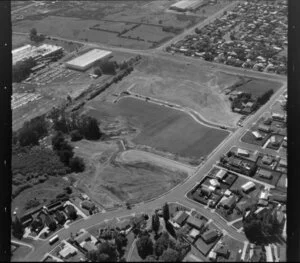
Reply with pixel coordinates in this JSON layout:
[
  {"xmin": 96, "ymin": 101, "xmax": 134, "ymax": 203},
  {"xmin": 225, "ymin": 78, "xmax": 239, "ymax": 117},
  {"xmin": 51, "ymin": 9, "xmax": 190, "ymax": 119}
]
[{"xmin": 86, "ymin": 97, "xmax": 229, "ymax": 159}]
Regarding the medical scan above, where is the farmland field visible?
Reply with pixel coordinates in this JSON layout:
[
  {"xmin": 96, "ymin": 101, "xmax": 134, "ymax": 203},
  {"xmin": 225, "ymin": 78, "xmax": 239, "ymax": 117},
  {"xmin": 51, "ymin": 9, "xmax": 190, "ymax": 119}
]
[
  {"xmin": 86, "ymin": 97, "xmax": 229, "ymax": 159},
  {"xmin": 12, "ymin": 1, "xmax": 203, "ymax": 50}
]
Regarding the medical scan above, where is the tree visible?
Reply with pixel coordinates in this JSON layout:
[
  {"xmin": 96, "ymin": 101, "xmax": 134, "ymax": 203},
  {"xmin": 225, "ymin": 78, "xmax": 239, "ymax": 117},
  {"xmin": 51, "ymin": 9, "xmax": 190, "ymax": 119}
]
[
  {"xmin": 48, "ymin": 221, "xmax": 57, "ymax": 232},
  {"xmin": 29, "ymin": 28, "xmax": 37, "ymax": 40},
  {"xmin": 115, "ymin": 233, "xmax": 128, "ymax": 255},
  {"xmin": 144, "ymin": 255, "xmax": 157, "ymax": 262},
  {"xmin": 97, "ymin": 61, "xmax": 117, "ymax": 75},
  {"xmin": 12, "ymin": 216, "xmax": 24, "ymax": 240},
  {"xmin": 94, "ymin": 67, "xmax": 102, "ymax": 76},
  {"xmin": 70, "ymin": 129, "xmax": 83, "ymax": 141},
  {"xmin": 69, "ymin": 156, "xmax": 85, "ymax": 172},
  {"xmin": 161, "ymin": 248, "xmax": 180, "ymax": 262},
  {"xmin": 169, "ymin": 240, "xmax": 191, "ymax": 261},
  {"xmin": 165, "ymin": 221, "xmax": 176, "ymax": 238},
  {"xmin": 18, "ymin": 128, "xmax": 39, "ymax": 147},
  {"xmin": 98, "ymin": 242, "xmax": 118, "ymax": 262},
  {"xmin": 136, "ymin": 235, "xmax": 154, "ymax": 259},
  {"xmin": 79, "ymin": 116, "xmax": 101, "ymax": 140},
  {"xmin": 162, "ymin": 203, "xmax": 170, "ymax": 223},
  {"xmin": 52, "ymin": 132, "xmax": 65, "ymax": 151},
  {"xmin": 152, "ymin": 213, "xmax": 160, "ymax": 236},
  {"xmin": 154, "ymin": 232, "xmax": 169, "ymax": 258}
]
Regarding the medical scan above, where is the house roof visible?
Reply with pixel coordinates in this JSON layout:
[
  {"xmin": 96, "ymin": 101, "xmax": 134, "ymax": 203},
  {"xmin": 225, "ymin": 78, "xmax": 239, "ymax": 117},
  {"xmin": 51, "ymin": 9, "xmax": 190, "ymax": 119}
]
[
  {"xmin": 186, "ymin": 216, "xmax": 204, "ymax": 229},
  {"xmin": 257, "ymin": 169, "xmax": 272, "ymax": 178},
  {"xmin": 82, "ymin": 201, "xmax": 95, "ymax": 210},
  {"xmin": 75, "ymin": 232, "xmax": 91, "ymax": 244},
  {"xmin": 81, "ymin": 241, "xmax": 97, "ymax": 252},
  {"xmin": 202, "ymin": 229, "xmax": 218, "ymax": 243},
  {"xmin": 173, "ymin": 211, "xmax": 189, "ymax": 226}
]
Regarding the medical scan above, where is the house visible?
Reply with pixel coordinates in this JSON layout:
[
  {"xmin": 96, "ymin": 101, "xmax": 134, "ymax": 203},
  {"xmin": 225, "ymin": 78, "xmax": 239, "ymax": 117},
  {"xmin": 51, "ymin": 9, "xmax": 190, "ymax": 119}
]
[
  {"xmin": 258, "ymin": 199, "xmax": 269, "ymax": 207},
  {"xmin": 263, "ymin": 117, "xmax": 272, "ymax": 125},
  {"xmin": 30, "ymin": 218, "xmax": 44, "ymax": 234},
  {"xmin": 259, "ymin": 191, "xmax": 269, "ymax": 200},
  {"xmin": 270, "ymin": 136, "xmax": 280, "ymax": 147},
  {"xmin": 47, "ymin": 201, "xmax": 64, "ymax": 214},
  {"xmin": 81, "ymin": 201, "xmax": 95, "ymax": 211},
  {"xmin": 183, "ymin": 253, "xmax": 203, "ymax": 262},
  {"xmin": 241, "ymin": 182, "xmax": 256, "ymax": 193},
  {"xmin": 215, "ymin": 169, "xmax": 227, "ymax": 180},
  {"xmin": 237, "ymin": 148, "xmax": 249, "ymax": 157},
  {"xmin": 252, "ymin": 131, "xmax": 263, "ymax": 140},
  {"xmin": 257, "ymin": 169, "xmax": 273, "ymax": 180},
  {"xmin": 215, "ymin": 244, "xmax": 230, "ymax": 259},
  {"xmin": 64, "ymin": 205, "xmax": 77, "ymax": 219},
  {"xmin": 75, "ymin": 231, "xmax": 91, "ymax": 244},
  {"xmin": 200, "ymin": 186, "xmax": 212, "ymax": 197},
  {"xmin": 172, "ymin": 211, "xmax": 189, "ymax": 227},
  {"xmin": 20, "ymin": 214, "xmax": 33, "ymax": 228},
  {"xmin": 224, "ymin": 189, "xmax": 232, "ymax": 197},
  {"xmin": 209, "ymin": 179, "xmax": 220, "ymax": 188},
  {"xmin": 202, "ymin": 229, "xmax": 219, "ymax": 244},
  {"xmin": 219, "ymin": 196, "xmax": 236, "ymax": 210},
  {"xmin": 59, "ymin": 245, "xmax": 77, "ymax": 259},
  {"xmin": 279, "ymin": 159, "xmax": 287, "ymax": 168},
  {"xmin": 208, "ymin": 251, "xmax": 217, "ymax": 261},
  {"xmin": 223, "ymin": 174, "xmax": 236, "ymax": 186},
  {"xmin": 54, "ymin": 211, "xmax": 66, "ymax": 225},
  {"xmin": 80, "ymin": 241, "xmax": 97, "ymax": 252},
  {"xmin": 261, "ymin": 155, "xmax": 273, "ymax": 166},
  {"xmin": 258, "ymin": 124, "xmax": 271, "ymax": 133},
  {"xmin": 186, "ymin": 216, "xmax": 204, "ymax": 230},
  {"xmin": 269, "ymin": 194, "xmax": 286, "ymax": 203},
  {"xmin": 188, "ymin": 228, "xmax": 200, "ymax": 239},
  {"xmin": 272, "ymin": 113, "xmax": 285, "ymax": 121}
]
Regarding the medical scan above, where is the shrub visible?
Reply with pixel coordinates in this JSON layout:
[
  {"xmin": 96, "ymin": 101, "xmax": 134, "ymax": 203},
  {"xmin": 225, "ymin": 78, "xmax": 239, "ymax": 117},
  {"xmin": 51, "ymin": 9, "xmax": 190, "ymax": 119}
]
[
  {"xmin": 69, "ymin": 157, "xmax": 85, "ymax": 172},
  {"xmin": 70, "ymin": 129, "xmax": 83, "ymax": 142},
  {"xmin": 25, "ymin": 199, "xmax": 40, "ymax": 210}
]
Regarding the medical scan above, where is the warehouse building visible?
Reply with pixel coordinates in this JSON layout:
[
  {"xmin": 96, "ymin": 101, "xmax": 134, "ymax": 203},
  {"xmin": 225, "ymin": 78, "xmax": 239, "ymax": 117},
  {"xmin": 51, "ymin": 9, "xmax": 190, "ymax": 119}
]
[
  {"xmin": 12, "ymin": 44, "xmax": 63, "ymax": 65},
  {"xmin": 65, "ymin": 49, "xmax": 112, "ymax": 71},
  {"xmin": 241, "ymin": 181, "xmax": 256, "ymax": 193},
  {"xmin": 170, "ymin": 0, "xmax": 206, "ymax": 12}
]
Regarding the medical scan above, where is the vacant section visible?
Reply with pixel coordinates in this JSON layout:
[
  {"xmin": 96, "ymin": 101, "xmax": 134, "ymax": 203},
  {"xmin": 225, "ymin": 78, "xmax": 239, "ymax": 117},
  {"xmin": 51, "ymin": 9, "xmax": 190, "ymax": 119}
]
[
  {"xmin": 87, "ymin": 97, "xmax": 229, "ymax": 159},
  {"xmin": 113, "ymin": 56, "xmax": 242, "ymax": 126}
]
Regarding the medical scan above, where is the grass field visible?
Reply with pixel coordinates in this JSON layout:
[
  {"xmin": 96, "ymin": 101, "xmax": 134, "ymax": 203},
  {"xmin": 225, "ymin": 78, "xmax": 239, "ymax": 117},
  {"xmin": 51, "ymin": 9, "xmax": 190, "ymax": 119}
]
[
  {"xmin": 11, "ymin": 244, "xmax": 32, "ymax": 262},
  {"xmin": 110, "ymin": 56, "xmax": 242, "ymax": 126},
  {"xmin": 236, "ymin": 79, "xmax": 282, "ymax": 98},
  {"xmin": 11, "ymin": 177, "xmax": 70, "ymax": 217},
  {"xmin": 217, "ymin": 235, "xmax": 244, "ymax": 262},
  {"xmin": 87, "ymin": 97, "xmax": 228, "ymax": 159},
  {"xmin": 12, "ymin": 1, "xmax": 203, "ymax": 50}
]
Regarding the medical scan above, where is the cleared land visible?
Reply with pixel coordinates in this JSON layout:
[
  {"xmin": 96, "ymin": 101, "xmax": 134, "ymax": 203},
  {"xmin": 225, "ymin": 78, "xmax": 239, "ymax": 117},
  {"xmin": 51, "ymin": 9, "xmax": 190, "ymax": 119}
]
[
  {"xmin": 11, "ymin": 244, "xmax": 32, "ymax": 262},
  {"xmin": 86, "ymin": 97, "xmax": 229, "ymax": 159},
  {"xmin": 118, "ymin": 150, "xmax": 195, "ymax": 175},
  {"xmin": 111, "ymin": 56, "xmax": 242, "ymax": 126}
]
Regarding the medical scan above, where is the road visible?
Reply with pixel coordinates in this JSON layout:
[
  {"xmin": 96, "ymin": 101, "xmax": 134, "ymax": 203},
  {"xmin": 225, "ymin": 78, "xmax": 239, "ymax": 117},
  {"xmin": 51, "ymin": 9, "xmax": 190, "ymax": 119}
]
[
  {"xmin": 24, "ymin": 82, "xmax": 286, "ymax": 261},
  {"xmin": 13, "ymin": 3, "xmax": 287, "ymax": 259}
]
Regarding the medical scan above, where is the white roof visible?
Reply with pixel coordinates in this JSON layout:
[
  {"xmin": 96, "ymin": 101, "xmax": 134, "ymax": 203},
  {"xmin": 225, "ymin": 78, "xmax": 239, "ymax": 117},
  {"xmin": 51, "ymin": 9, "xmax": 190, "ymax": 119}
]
[
  {"xmin": 189, "ymin": 228, "xmax": 200, "ymax": 238},
  {"xmin": 59, "ymin": 246, "xmax": 77, "ymax": 258},
  {"xmin": 215, "ymin": 169, "xmax": 227, "ymax": 179},
  {"xmin": 237, "ymin": 148, "xmax": 249, "ymax": 155},
  {"xmin": 66, "ymin": 49, "xmax": 112, "ymax": 68},
  {"xmin": 252, "ymin": 131, "xmax": 262, "ymax": 138},
  {"xmin": 171, "ymin": 0, "xmax": 203, "ymax": 10},
  {"xmin": 210, "ymin": 179, "xmax": 220, "ymax": 187},
  {"xmin": 241, "ymin": 181, "xmax": 255, "ymax": 190}
]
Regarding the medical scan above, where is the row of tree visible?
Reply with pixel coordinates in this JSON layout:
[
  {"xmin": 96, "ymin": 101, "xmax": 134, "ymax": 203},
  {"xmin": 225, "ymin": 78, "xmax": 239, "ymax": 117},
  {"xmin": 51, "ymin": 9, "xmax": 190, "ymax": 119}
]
[
  {"xmin": 51, "ymin": 132, "xmax": 85, "ymax": 172},
  {"xmin": 49, "ymin": 109, "xmax": 102, "ymax": 141}
]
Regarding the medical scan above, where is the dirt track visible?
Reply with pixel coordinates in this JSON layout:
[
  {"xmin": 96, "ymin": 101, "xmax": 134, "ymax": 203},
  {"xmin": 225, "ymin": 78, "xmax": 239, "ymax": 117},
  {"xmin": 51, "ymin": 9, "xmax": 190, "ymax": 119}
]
[{"xmin": 119, "ymin": 149, "xmax": 195, "ymax": 176}]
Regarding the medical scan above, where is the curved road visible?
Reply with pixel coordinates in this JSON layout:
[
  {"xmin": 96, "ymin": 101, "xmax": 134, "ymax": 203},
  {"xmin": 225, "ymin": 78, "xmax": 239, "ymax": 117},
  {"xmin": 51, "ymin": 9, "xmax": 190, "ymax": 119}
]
[{"xmin": 24, "ymin": 81, "xmax": 286, "ymax": 261}]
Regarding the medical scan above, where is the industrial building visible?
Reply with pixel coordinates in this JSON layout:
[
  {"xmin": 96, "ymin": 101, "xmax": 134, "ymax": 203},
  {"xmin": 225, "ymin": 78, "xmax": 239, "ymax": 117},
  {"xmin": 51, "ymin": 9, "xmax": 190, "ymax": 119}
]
[
  {"xmin": 170, "ymin": 0, "xmax": 206, "ymax": 12},
  {"xmin": 65, "ymin": 49, "xmax": 112, "ymax": 71},
  {"xmin": 12, "ymin": 44, "xmax": 63, "ymax": 65}
]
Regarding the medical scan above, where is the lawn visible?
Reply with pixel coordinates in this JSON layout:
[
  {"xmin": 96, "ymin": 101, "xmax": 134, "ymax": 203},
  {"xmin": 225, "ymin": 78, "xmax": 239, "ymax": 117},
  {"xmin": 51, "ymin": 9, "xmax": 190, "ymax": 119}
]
[
  {"xmin": 236, "ymin": 79, "xmax": 282, "ymax": 98},
  {"xmin": 217, "ymin": 235, "xmax": 244, "ymax": 262},
  {"xmin": 252, "ymin": 170, "xmax": 282, "ymax": 186},
  {"xmin": 11, "ymin": 244, "xmax": 32, "ymax": 262},
  {"xmin": 241, "ymin": 130, "xmax": 270, "ymax": 147},
  {"xmin": 87, "ymin": 97, "xmax": 229, "ymax": 159}
]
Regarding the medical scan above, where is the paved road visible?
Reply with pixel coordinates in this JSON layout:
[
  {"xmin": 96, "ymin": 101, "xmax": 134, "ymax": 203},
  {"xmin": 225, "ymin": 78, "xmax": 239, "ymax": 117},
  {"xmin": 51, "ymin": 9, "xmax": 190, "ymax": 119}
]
[
  {"xmin": 13, "ymin": 5, "xmax": 287, "ymax": 259},
  {"xmin": 24, "ymin": 82, "xmax": 286, "ymax": 261}
]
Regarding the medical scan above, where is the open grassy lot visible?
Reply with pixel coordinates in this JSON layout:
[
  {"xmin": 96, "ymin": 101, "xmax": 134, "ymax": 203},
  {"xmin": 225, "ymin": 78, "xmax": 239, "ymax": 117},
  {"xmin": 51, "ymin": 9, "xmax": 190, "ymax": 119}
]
[
  {"xmin": 11, "ymin": 244, "xmax": 32, "ymax": 262},
  {"xmin": 11, "ymin": 177, "xmax": 70, "ymax": 217},
  {"xmin": 236, "ymin": 79, "xmax": 282, "ymax": 98},
  {"xmin": 111, "ymin": 56, "xmax": 242, "ymax": 126},
  {"xmin": 87, "ymin": 97, "xmax": 229, "ymax": 159},
  {"xmin": 12, "ymin": 34, "xmax": 30, "ymax": 49}
]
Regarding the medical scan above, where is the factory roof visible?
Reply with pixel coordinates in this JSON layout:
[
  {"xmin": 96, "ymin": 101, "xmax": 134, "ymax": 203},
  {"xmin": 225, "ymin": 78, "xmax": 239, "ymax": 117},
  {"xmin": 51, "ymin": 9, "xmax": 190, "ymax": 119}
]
[{"xmin": 66, "ymin": 49, "xmax": 112, "ymax": 68}]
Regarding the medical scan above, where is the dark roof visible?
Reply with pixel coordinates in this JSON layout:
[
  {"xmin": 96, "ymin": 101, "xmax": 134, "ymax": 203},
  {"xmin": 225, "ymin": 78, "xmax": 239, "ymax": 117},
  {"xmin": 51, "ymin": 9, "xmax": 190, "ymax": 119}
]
[
  {"xmin": 202, "ymin": 229, "xmax": 218, "ymax": 243},
  {"xmin": 257, "ymin": 169, "xmax": 272, "ymax": 179},
  {"xmin": 223, "ymin": 174, "xmax": 237, "ymax": 186},
  {"xmin": 54, "ymin": 211, "xmax": 65, "ymax": 223},
  {"xmin": 65, "ymin": 204, "xmax": 76, "ymax": 215},
  {"xmin": 221, "ymin": 196, "xmax": 236, "ymax": 209},
  {"xmin": 82, "ymin": 201, "xmax": 95, "ymax": 210},
  {"xmin": 215, "ymin": 245, "xmax": 230, "ymax": 258},
  {"xmin": 173, "ymin": 211, "xmax": 189, "ymax": 226},
  {"xmin": 186, "ymin": 216, "xmax": 204, "ymax": 229},
  {"xmin": 45, "ymin": 215, "xmax": 56, "ymax": 226},
  {"xmin": 269, "ymin": 194, "xmax": 286, "ymax": 203}
]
